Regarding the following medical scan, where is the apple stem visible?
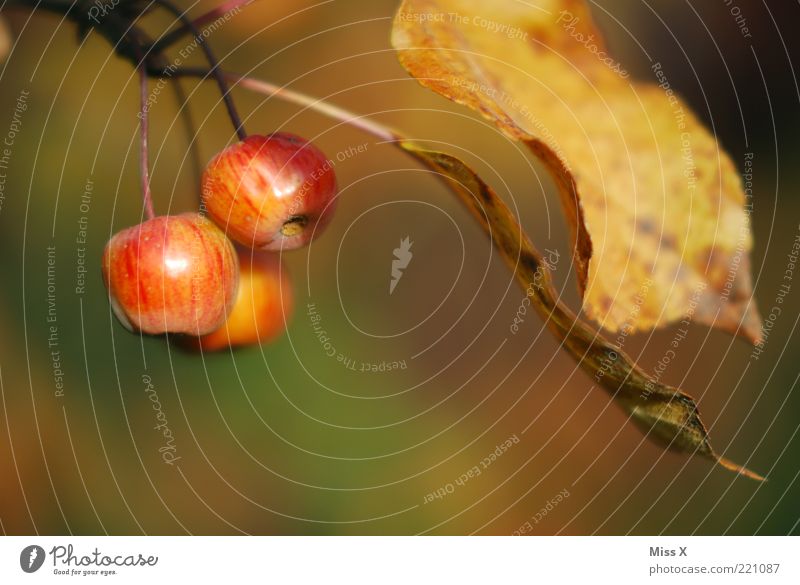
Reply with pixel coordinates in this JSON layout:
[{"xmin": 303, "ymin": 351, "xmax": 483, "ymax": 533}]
[
  {"xmin": 168, "ymin": 67, "xmax": 400, "ymax": 143},
  {"xmin": 152, "ymin": 0, "xmax": 254, "ymax": 54},
  {"xmin": 138, "ymin": 64, "xmax": 156, "ymax": 221},
  {"xmin": 154, "ymin": 0, "xmax": 248, "ymax": 141}
]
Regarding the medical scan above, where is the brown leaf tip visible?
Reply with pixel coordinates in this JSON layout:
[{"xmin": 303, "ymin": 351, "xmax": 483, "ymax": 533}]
[{"xmin": 716, "ymin": 455, "xmax": 766, "ymax": 482}]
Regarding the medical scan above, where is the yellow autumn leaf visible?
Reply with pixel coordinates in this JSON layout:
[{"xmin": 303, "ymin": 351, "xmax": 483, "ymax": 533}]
[
  {"xmin": 401, "ymin": 141, "xmax": 762, "ymax": 481},
  {"xmin": 392, "ymin": 0, "xmax": 762, "ymax": 344}
]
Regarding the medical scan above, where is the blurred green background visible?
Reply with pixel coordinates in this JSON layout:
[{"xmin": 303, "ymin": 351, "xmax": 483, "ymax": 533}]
[{"xmin": 0, "ymin": 0, "xmax": 798, "ymax": 535}]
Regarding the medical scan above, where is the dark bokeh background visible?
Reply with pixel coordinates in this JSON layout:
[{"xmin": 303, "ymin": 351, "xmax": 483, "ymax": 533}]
[{"xmin": 0, "ymin": 0, "xmax": 798, "ymax": 534}]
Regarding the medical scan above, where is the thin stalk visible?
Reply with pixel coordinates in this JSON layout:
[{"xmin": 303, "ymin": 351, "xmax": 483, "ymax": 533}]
[
  {"xmin": 151, "ymin": 0, "xmax": 253, "ymax": 53},
  {"xmin": 154, "ymin": 0, "xmax": 247, "ymax": 140},
  {"xmin": 169, "ymin": 66, "xmax": 400, "ymax": 143},
  {"xmin": 138, "ymin": 64, "xmax": 156, "ymax": 220}
]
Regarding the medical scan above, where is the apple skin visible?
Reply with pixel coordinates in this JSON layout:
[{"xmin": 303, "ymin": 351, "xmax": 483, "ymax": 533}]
[
  {"xmin": 201, "ymin": 133, "xmax": 338, "ymax": 250},
  {"xmin": 184, "ymin": 249, "xmax": 294, "ymax": 351},
  {"xmin": 102, "ymin": 213, "xmax": 239, "ymax": 336}
]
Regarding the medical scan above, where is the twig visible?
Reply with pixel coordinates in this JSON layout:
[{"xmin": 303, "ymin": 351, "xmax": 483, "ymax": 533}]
[
  {"xmin": 169, "ymin": 66, "xmax": 400, "ymax": 143},
  {"xmin": 154, "ymin": 0, "xmax": 247, "ymax": 140},
  {"xmin": 151, "ymin": 0, "xmax": 253, "ymax": 53},
  {"xmin": 138, "ymin": 63, "xmax": 155, "ymax": 220}
]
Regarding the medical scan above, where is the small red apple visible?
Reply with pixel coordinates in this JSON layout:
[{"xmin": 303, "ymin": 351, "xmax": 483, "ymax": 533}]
[
  {"xmin": 184, "ymin": 248, "xmax": 293, "ymax": 351},
  {"xmin": 102, "ymin": 213, "xmax": 239, "ymax": 335},
  {"xmin": 201, "ymin": 133, "xmax": 338, "ymax": 250}
]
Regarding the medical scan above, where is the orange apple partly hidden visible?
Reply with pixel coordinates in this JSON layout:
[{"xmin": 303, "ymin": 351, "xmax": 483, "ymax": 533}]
[{"xmin": 185, "ymin": 249, "xmax": 294, "ymax": 351}]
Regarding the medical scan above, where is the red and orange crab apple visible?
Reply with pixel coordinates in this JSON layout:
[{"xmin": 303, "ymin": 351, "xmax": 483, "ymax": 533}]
[
  {"xmin": 102, "ymin": 213, "xmax": 239, "ymax": 335},
  {"xmin": 201, "ymin": 133, "xmax": 338, "ymax": 250},
  {"xmin": 184, "ymin": 248, "xmax": 294, "ymax": 351}
]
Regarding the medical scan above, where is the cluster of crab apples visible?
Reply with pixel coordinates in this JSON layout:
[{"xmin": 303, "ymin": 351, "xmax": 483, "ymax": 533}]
[{"xmin": 102, "ymin": 133, "xmax": 337, "ymax": 350}]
